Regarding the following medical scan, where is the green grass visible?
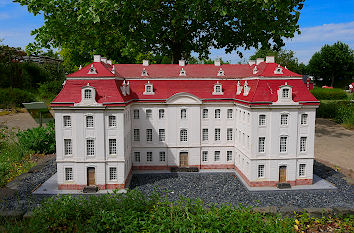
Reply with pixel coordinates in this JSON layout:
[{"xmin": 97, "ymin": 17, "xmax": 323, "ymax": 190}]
[
  {"xmin": 1, "ymin": 190, "xmax": 353, "ymax": 232},
  {"xmin": 0, "ymin": 127, "xmax": 35, "ymax": 187}
]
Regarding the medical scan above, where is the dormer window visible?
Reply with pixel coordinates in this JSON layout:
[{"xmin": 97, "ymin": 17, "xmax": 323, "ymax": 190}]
[
  {"xmin": 84, "ymin": 89, "xmax": 92, "ymax": 99},
  {"xmin": 282, "ymin": 88, "xmax": 289, "ymax": 98},
  {"xmin": 274, "ymin": 65, "xmax": 283, "ymax": 74},
  {"xmin": 88, "ymin": 65, "xmax": 97, "ymax": 74},
  {"xmin": 243, "ymin": 81, "xmax": 250, "ymax": 96},
  {"xmin": 144, "ymin": 81, "xmax": 154, "ymax": 95},
  {"xmin": 236, "ymin": 81, "xmax": 242, "ymax": 95},
  {"xmin": 141, "ymin": 68, "xmax": 148, "ymax": 76},
  {"xmin": 213, "ymin": 82, "xmax": 223, "ymax": 95},
  {"xmin": 179, "ymin": 68, "xmax": 186, "ymax": 76},
  {"xmin": 217, "ymin": 68, "xmax": 224, "ymax": 76}
]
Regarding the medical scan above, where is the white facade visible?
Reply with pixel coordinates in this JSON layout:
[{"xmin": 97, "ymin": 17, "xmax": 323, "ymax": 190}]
[{"xmin": 53, "ymin": 58, "xmax": 318, "ymax": 189}]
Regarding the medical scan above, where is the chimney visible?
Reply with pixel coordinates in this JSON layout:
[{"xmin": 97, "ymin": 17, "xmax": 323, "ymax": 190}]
[
  {"xmin": 143, "ymin": 60, "xmax": 149, "ymax": 66},
  {"xmin": 266, "ymin": 56, "xmax": 275, "ymax": 63},
  {"xmin": 248, "ymin": 60, "xmax": 256, "ymax": 66},
  {"xmin": 179, "ymin": 60, "xmax": 185, "ymax": 66},
  {"xmin": 101, "ymin": 57, "xmax": 107, "ymax": 64},
  {"xmin": 256, "ymin": 58, "xmax": 264, "ymax": 65},
  {"xmin": 93, "ymin": 55, "xmax": 101, "ymax": 62},
  {"xmin": 214, "ymin": 59, "xmax": 221, "ymax": 66},
  {"xmin": 107, "ymin": 60, "xmax": 112, "ymax": 65}
]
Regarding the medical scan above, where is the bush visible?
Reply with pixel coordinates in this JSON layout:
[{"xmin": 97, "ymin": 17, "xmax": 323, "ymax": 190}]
[
  {"xmin": 0, "ymin": 88, "xmax": 35, "ymax": 109},
  {"xmin": 317, "ymin": 100, "xmax": 354, "ymax": 128},
  {"xmin": 0, "ymin": 127, "xmax": 34, "ymax": 186},
  {"xmin": 17, "ymin": 121, "xmax": 56, "ymax": 154},
  {"xmin": 21, "ymin": 190, "xmax": 295, "ymax": 232},
  {"xmin": 38, "ymin": 80, "xmax": 63, "ymax": 101},
  {"xmin": 310, "ymin": 88, "xmax": 348, "ymax": 100}
]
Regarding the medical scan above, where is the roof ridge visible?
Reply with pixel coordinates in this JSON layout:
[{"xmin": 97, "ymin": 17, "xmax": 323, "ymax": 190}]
[{"xmin": 250, "ymin": 79, "xmax": 260, "ymax": 102}]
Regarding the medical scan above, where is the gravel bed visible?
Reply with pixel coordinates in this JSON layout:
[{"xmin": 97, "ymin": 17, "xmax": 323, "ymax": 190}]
[
  {"xmin": 130, "ymin": 161, "xmax": 354, "ymax": 208},
  {"xmin": 0, "ymin": 158, "xmax": 56, "ymax": 212},
  {"xmin": 0, "ymin": 160, "xmax": 353, "ymax": 212}
]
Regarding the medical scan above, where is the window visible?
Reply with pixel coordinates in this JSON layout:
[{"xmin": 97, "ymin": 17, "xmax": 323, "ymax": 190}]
[
  {"xmin": 84, "ymin": 89, "xmax": 92, "ymax": 99},
  {"xmin": 202, "ymin": 109, "xmax": 208, "ymax": 119},
  {"xmin": 159, "ymin": 152, "xmax": 166, "ymax": 162},
  {"xmin": 181, "ymin": 109, "xmax": 187, "ymax": 119},
  {"xmin": 86, "ymin": 116, "xmax": 94, "ymax": 128},
  {"xmin": 215, "ymin": 85, "xmax": 221, "ymax": 93},
  {"xmin": 280, "ymin": 136, "xmax": 287, "ymax": 152},
  {"xmin": 134, "ymin": 152, "xmax": 140, "ymax": 162},
  {"xmin": 300, "ymin": 137, "xmax": 307, "ymax": 152},
  {"xmin": 227, "ymin": 109, "xmax": 233, "ymax": 119},
  {"xmin": 259, "ymin": 115, "xmax": 266, "ymax": 126},
  {"xmin": 202, "ymin": 129, "xmax": 208, "ymax": 141},
  {"xmin": 108, "ymin": 116, "xmax": 116, "ymax": 127},
  {"xmin": 202, "ymin": 151, "xmax": 208, "ymax": 162},
  {"xmin": 133, "ymin": 109, "xmax": 139, "ymax": 119},
  {"xmin": 65, "ymin": 168, "xmax": 73, "ymax": 181},
  {"xmin": 299, "ymin": 164, "xmax": 306, "ymax": 177},
  {"xmin": 301, "ymin": 114, "xmax": 308, "ymax": 125},
  {"xmin": 146, "ymin": 129, "xmax": 152, "ymax": 142},
  {"xmin": 258, "ymin": 137, "xmax": 265, "ymax": 153},
  {"xmin": 215, "ymin": 109, "xmax": 221, "ymax": 119},
  {"xmin": 145, "ymin": 83, "xmax": 153, "ymax": 93},
  {"xmin": 227, "ymin": 151, "xmax": 232, "ymax": 161},
  {"xmin": 109, "ymin": 139, "xmax": 117, "ymax": 155},
  {"xmin": 227, "ymin": 128, "xmax": 233, "ymax": 141},
  {"xmin": 146, "ymin": 109, "xmax": 152, "ymax": 119},
  {"xmin": 281, "ymin": 114, "xmax": 288, "ymax": 125},
  {"xmin": 258, "ymin": 165, "xmax": 265, "ymax": 178},
  {"xmin": 159, "ymin": 109, "xmax": 165, "ymax": 119},
  {"xmin": 133, "ymin": 129, "xmax": 140, "ymax": 141},
  {"xmin": 180, "ymin": 129, "xmax": 188, "ymax": 142},
  {"xmin": 109, "ymin": 167, "xmax": 117, "ymax": 180},
  {"xmin": 86, "ymin": 139, "xmax": 95, "ymax": 156},
  {"xmin": 159, "ymin": 129, "xmax": 165, "ymax": 141},
  {"xmin": 214, "ymin": 151, "xmax": 220, "ymax": 161},
  {"xmin": 63, "ymin": 116, "xmax": 71, "ymax": 127},
  {"xmin": 147, "ymin": 152, "xmax": 152, "ymax": 162},
  {"xmin": 282, "ymin": 88, "xmax": 289, "ymax": 98},
  {"xmin": 64, "ymin": 139, "xmax": 72, "ymax": 155},
  {"xmin": 215, "ymin": 128, "xmax": 220, "ymax": 141}
]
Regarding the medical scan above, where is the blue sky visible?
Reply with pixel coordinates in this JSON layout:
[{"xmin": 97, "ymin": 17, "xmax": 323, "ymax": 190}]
[{"xmin": 1, "ymin": 0, "xmax": 353, "ymax": 64}]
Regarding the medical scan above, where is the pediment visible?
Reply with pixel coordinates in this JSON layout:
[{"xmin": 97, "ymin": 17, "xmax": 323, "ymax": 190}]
[{"xmin": 166, "ymin": 92, "xmax": 202, "ymax": 104}]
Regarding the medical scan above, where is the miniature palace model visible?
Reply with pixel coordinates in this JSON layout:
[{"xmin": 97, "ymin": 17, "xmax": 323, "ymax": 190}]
[{"xmin": 51, "ymin": 55, "xmax": 319, "ymax": 190}]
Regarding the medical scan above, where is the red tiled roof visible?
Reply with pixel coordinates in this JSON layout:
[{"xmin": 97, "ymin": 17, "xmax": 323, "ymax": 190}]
[
  {"xmin": 51, "ymin": 79, "xmax": 318, "ymax": 107},
  {"xmin": 66, "ymin": 62, "xmax": 301, "ymax": 78}
]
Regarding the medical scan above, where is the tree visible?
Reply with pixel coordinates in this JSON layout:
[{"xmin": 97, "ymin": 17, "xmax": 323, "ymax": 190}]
[
  {"xmin": 308, "ymin": 42, "xmax": 354, "ymax": 87},
  {"xmin": 250, "ymin": 48, "xmax": 307, "ymax": 74},
  {"xmin": 15, "ymin": 0, "xmax": 305, "ymax": 64}
]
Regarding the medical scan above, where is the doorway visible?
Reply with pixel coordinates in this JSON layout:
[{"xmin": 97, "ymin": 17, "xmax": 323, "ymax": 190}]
[
  {"xmin": 179, "ymin": 152, "xmax": 188, "ymax": 167},
  {"xmin": 87, "ymin": 167, "xmax": 96, "ymax": 186},
  {"xmin": 279, "ymin": 166, "xmax": 287, "ymax": 183}
]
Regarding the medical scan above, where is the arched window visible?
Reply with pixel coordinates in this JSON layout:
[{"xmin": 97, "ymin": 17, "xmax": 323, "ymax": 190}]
[
  {"xmin": 181, "ymin": 109, "xmax": 187, "ymax": 119},
  {"xmin": 84, "ymin": 89, "xmax": 92, "ymax": 99}
]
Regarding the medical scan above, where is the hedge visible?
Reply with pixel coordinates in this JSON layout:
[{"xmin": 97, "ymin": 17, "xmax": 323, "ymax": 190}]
[
  {"xmin": 310, "ymin": 88, "xmax": 347, "ymax": 100},
  {"xmin": 0, "ymin": 88, "xmax": 35, "ymax": 109}
]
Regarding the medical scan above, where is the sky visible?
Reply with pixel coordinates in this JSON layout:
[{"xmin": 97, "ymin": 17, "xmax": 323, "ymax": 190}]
[{"xmin": 0, "ymin": 0, "xmax": 353, "ymax": 64}]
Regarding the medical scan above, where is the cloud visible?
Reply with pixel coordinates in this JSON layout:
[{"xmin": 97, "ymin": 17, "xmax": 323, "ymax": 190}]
[
  {"xmin": 0, "ymin": 28, "xmax": 36, "ymax": 49},
  {"xmin": 290, "ymin": 21, "xmax": 354, "ymax": 43}
]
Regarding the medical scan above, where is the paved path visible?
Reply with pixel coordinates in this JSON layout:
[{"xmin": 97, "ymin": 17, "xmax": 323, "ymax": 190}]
[
  {"xmin": 0, "ymin": 112, "xmax": 38, "ymax": 130},
  {"xmin": 315, "ymin": 118, "xmax": 354, "ymax": 181}
]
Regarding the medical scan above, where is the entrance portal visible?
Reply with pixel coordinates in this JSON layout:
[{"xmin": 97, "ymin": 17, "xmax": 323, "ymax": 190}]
[
  {"xmin": 179, "ymin": 152, "xmax": 188, "ymax": 167},
  {"xmin": 279, "ymin": 166, "xmax": 287, "ymax": 183},
  {"xmin": 87, "ymin": 167, "xmax": 96, "ymax": 186}
]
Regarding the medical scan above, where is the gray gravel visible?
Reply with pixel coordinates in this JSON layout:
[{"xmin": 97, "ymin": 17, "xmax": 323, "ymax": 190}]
[
  {"xmin": 130, "ymin": 161, "xmax": 354, "ymax": 208},
  {"xmin": 0, "ymin": 160, "xmax": 353, "ymax": 212}
]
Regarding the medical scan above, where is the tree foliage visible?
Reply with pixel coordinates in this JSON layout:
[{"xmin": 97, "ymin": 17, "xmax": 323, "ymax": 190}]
[
  {"xmin": 307, "ymin": 41, "xmax": 354, "ymax": 87},
  {"xmin": 15, "ymin": 0, "xmax": 305, "ymax": 64},
  {"xmin": 250, "ymin": 48, "xmax": 307, "ymax": 74}
]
